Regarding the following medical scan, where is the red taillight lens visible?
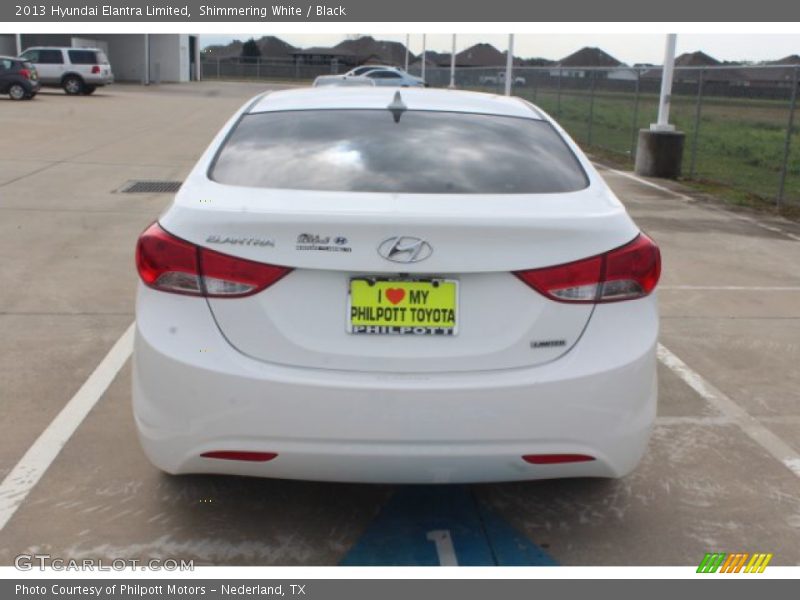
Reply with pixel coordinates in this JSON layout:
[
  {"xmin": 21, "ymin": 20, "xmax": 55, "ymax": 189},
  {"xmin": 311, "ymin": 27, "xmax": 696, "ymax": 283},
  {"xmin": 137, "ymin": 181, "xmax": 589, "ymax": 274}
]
[
  {"xmin": 19, "ymin": 68, "xmax": 31, "ymax": 80},
  {"xmin": 514, "ymin": 233, "xmax": 660, "ymax": 303},
  {"xmin": 135, "ymin": 222, "xmax": 291, "ymax": 297},
  {"xmin": 91, "ymin": 65, "xmax": 101, "ymax": 74},
  {"xmin": 522, "ymin": 454, "xmax": 595, "ymax": 464},
  {"xmin": 201, "ymin": 451, "xmax": 277, "ymax": 462}
]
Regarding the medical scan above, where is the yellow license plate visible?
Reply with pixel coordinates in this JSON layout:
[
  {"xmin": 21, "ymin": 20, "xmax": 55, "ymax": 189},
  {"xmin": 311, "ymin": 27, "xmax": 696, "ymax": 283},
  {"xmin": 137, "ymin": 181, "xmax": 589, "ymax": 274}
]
[{"xmin": 348, "ymin": 278, "xmax": 458, "ymax": 336}]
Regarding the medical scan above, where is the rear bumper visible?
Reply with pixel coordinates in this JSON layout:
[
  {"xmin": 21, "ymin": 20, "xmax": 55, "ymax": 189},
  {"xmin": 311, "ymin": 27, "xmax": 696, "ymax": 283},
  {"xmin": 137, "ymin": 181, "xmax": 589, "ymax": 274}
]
[{"xmin": 133, "ymin": 285, "xmax": 658, "ymax": 483}]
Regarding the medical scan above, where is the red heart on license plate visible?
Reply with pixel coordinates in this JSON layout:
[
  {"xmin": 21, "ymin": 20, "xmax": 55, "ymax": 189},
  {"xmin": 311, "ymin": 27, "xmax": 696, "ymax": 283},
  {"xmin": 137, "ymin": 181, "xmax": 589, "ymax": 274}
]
[{"xmin": 385, "ymin": 288, "xmax": 405, "ymax": 305}]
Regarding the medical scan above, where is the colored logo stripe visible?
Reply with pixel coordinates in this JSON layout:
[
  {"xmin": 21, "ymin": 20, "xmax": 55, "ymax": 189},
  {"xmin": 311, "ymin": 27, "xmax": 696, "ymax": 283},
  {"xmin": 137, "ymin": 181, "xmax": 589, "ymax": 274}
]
[{"xmin": 697, "ymin": 552, "xmax": 772, "ymax": 573}]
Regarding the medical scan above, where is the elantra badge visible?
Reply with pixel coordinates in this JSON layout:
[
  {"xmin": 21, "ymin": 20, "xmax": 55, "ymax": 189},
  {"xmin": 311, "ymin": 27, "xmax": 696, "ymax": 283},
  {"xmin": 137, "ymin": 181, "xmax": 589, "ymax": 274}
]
[{"xmin": 378, "ymin": 236, "xmax": 433, "ymax": 263}]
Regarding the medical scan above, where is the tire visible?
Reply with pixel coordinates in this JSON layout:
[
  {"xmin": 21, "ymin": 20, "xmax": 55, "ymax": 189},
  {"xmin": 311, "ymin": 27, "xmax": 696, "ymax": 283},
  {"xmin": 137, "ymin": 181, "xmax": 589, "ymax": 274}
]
[
  {"xmin": 8, "ymin": 83, "xmax": 26, "ymax": 101},
  {"xmin": 82, "ymin": 85, "xmax": 97, "ymax": 95},
  {"xmin": 62, "ymin": 75, "xmax": 84, "ymax": 95}
]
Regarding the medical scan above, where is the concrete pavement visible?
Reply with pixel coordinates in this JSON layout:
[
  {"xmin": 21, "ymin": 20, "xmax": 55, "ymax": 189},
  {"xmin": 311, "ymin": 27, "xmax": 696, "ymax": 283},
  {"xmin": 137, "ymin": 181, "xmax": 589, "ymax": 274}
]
[{"xmin": 0, "ymin": 81, "xmax": 798, "ymax": 566}]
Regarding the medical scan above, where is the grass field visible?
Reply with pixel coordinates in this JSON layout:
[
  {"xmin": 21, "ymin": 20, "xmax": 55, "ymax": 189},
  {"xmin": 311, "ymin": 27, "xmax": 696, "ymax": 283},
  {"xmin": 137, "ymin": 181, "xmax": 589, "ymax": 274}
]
[{"xmin": 468, "ymin": 83, "xmax": 800, "ymax": 213}]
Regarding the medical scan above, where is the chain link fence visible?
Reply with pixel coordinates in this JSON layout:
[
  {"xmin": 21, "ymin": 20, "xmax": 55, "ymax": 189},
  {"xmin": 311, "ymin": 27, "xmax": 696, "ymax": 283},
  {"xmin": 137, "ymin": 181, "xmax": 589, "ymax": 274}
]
[
  {"xmin": 202, "ymin": 59, "xmax": 800, "ymax": 209},
  {"xmin": 201, "ymin": 56, "xmax": 345, "ymax": 82}
]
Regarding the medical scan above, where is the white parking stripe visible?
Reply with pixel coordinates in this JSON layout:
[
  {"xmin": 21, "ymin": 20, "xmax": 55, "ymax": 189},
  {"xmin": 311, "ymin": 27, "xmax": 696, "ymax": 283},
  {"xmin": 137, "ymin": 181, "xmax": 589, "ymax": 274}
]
[
  {"xmin": 657, "ymin": 343, "xmax": 800, "ymax": 478},
  {"xmin": 597, "ymin": 164, "xmax": 800, "ymax": 243},
  {"xmin": 0, "ymin": 323, "xmax": 135, "ymax": 532}
]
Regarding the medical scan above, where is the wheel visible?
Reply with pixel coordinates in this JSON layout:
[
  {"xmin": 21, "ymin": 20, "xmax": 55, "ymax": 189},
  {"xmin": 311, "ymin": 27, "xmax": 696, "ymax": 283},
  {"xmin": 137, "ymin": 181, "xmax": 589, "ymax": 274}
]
[
  {"xmin": 62, "ymin": 75, "xmax": 84, "ymax": 95},
  {"xmin": 8, "ymin": 83, "xmax": 26, "ymax": 101},
  {"xmin": 82, "ymin": 85, "xmax": 96, "ymax": 95}
]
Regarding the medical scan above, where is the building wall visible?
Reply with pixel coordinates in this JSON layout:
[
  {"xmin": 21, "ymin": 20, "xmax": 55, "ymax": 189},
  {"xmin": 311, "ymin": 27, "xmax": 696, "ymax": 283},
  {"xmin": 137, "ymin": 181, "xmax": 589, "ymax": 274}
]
[
  {"xmin": 0, "ymin": 34, "xmax": 17, "ymax": 56},
  {"xmin": 105, "ymin": 35, "xmax": 147, "ymax": 82},
  {"xmin": 148, "ymin": 34, "xmax": 191, "ymax": 82}
]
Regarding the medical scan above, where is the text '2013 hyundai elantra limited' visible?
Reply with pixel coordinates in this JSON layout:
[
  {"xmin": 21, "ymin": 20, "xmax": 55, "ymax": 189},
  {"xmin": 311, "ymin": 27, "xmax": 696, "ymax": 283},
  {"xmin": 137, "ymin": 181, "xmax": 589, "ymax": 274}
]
[{"xmin": 134, "ymin": 87, "xmax": 660, "ymax": 484}]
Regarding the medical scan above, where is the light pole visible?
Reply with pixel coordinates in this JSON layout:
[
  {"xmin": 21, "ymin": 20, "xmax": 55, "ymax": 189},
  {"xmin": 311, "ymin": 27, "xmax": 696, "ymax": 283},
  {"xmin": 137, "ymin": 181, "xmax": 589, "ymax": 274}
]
[
  {"xmin": 654, "ymin": 33, "xmax": 678, "ymax": 131},
  {"xmin": 421, "ymin": 34, "xmax": 426, "ymax": 83},
  {"xmin": 504, "ymin": 34, "xmax": 514, "ymax": 96},
  {"xmin": 634, "ymin": 33, "xmax": 686, "ymax": 179},
  {"xmin": 449, "ymin": 34, "xmax": 456, "ymax": 88},
  {"xmin": 404, "ymin": 34, "xmax": 409, "ymax": 72}
]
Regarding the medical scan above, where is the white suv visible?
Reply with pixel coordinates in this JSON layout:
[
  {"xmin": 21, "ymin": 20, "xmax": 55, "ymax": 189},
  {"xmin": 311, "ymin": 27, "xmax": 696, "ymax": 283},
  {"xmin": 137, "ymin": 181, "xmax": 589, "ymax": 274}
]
[{"xmin": 19, "ymin": 47, "xmax": 114, "ymax": 95}]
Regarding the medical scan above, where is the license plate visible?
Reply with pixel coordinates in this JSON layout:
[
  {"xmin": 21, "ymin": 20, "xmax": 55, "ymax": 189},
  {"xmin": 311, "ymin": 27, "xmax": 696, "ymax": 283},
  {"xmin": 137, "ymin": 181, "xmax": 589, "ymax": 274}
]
[{"xmin": 348, "ymin": 278, "xmax": 458, "ymax": 336}]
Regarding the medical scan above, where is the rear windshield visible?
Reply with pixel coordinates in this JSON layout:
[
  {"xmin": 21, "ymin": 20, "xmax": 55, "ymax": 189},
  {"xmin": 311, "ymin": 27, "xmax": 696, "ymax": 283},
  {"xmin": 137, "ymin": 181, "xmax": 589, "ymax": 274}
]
[{"xmin": 210, "ymin": 110, "xmax": 589, "ymax": 194}]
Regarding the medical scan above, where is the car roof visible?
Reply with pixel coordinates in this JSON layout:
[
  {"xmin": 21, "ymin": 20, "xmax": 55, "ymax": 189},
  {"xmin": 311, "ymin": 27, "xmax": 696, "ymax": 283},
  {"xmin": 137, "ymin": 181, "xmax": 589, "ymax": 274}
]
[
  {"xmin": 0, "ymin": 56, "xmax": 23, "ymax": 61},
  {"xmin": 249, "ymin": 87, "xmax": 543, "ymax": 119}
]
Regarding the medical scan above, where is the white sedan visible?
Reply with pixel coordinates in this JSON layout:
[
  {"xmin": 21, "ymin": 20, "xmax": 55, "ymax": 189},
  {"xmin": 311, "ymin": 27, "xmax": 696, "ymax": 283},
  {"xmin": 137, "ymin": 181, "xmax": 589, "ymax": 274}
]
[{"xmin": 133, "ymin": 87, "xmax": 661, "ymax": 484}]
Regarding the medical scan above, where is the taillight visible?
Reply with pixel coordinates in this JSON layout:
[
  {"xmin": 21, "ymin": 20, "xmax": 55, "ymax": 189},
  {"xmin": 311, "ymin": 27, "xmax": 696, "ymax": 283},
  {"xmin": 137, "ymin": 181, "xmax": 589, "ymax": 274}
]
[
  {"xmin": 514, "ymin": 233, "xmax": 661, "ymax": 303},
  {"xmin": 522, "ymin": 454, "xmax": 595, "ymax": 464},
  {"xmin": 135, "ymin": 222, "xmax": 291, "ymax": 297},
  {"xmin": 91, "ymin": 65, "xmax": 100, "ymax": 74},
  {"xmin": 19, "ymin": 68, "xmax": 30, "ymax": 80}
]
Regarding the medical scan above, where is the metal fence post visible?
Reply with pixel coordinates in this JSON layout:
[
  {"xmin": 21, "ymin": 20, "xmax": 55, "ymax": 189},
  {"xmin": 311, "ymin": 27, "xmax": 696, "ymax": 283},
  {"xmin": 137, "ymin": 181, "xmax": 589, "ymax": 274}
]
[
  {"xmin": 256, "ymin": 57, "xmax": 260, "ymax": 80},
  {"xmin": 777, "ymin": 67, "xmax": 799, "ymax": 208},
  {"xmin": 630, "ymin": 69, "xmax": 641, "ymax": 159},
  {"xmin": 557, "ymin": 68, "xmax": 562, "ymax": 116},
  {"xmin": 216, "ymin": 57, "xmax": 220, "ymax": 79},
  {"xmin": 689, "ymin": 69, "xmax": 705, "ymax": 178},
  {"xmin": 587, "ymin": 71, "xmax": 596, "ymax": 145}
]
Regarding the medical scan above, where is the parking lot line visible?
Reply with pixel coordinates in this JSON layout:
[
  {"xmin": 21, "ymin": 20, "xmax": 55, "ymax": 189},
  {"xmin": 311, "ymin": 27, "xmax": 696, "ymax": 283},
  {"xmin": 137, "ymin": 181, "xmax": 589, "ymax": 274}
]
[
  {"xmin": 0, "ymin": 323, "xmax": 134, "ymax": 532},
  {"xmin": 657, "ymin": 343, "xmax": 800, "ymax": 478},
  {"xmin": 597, "ymin": 164, "xmax": 800, "ymax": 243}
]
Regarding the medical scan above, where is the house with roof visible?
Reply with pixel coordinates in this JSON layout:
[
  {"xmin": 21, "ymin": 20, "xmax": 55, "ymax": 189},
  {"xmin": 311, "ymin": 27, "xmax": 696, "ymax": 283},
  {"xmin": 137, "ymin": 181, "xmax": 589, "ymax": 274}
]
[
  {"xmin": 550, "ymin": 47, "xmax": 634, "ymax": 79},
  {"xmin": 740, "ymin": 55, "xmax": 800, "ymax": 88},
  {"xmin": 333, "ymin": 36, "xmax": 411, "ymax": 67}
]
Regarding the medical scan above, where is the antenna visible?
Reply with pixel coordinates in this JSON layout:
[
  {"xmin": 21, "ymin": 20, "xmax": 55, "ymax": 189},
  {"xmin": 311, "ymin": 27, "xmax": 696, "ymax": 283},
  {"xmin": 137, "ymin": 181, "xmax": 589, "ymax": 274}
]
[{"xmin": 387, "ymin": 91, "xmax": 407, "ymax": 123}]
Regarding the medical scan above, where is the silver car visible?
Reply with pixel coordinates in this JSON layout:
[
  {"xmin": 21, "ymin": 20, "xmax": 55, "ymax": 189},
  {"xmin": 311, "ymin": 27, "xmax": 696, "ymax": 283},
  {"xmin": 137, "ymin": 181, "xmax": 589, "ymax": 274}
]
[
  {"xmin": 359, "ymin": 68, "xmax": 426, "ymax": 87},
  {"xmin": 19, "ymin": 47, "xmax": 114, "ymax": 95},
  {"xmin": 312, "ymin": 75, "xmax": 376, "ymax": 87}
]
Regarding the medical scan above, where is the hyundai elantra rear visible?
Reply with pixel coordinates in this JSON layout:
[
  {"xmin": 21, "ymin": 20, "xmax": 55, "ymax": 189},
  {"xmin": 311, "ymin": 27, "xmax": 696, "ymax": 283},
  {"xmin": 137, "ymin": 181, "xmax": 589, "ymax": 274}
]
[{"xmin": 133, "ymin": 87, "xmax": 660, "ymax": 484}]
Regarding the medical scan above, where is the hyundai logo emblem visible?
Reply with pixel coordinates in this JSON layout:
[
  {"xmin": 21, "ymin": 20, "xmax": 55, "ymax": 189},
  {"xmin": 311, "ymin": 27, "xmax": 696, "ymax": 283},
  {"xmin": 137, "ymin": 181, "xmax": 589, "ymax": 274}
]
[{"xmin": 377, "ymin": 236, "xmax": 433, "ymax": 263}]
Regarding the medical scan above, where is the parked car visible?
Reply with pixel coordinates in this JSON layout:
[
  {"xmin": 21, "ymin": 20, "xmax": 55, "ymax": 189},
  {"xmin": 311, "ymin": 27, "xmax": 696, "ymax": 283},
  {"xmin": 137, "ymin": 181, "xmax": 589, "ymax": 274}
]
[
  {"xmin": 0, "ymin": 56, "xmax": 40, "ymax": 100},
  {"xmin": 19, "ymin": 47, "xmax": 113, "ymax": 95},
  {"xmin": 343, "ymin": 65, "xmax": 402, "ymax": 77},
  {"xmin": 312, "ymin": 74, "xmax": 376, "ymax": 87},
  {"xmin": 360, "ymin": 68, "xmax": 426, "ymax": 87},
  {"xmin": 479, "ymin": 72, "xmax": 527, "ymax": 86},
  {"xmin": 134, "ymin": 87, "xmax": 661, "ymax": 484}
]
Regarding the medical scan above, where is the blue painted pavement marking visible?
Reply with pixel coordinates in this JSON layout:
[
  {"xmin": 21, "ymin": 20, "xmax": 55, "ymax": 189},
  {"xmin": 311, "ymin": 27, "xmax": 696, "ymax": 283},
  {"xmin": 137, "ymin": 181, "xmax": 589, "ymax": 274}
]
[{"xmin": 340, "ymin": 485, "xmax": 558, "ymax": 566}]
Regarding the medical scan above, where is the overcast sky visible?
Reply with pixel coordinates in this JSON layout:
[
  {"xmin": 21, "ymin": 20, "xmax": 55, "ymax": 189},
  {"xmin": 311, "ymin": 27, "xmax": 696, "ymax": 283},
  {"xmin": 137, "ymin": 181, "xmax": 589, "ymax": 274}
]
[{"xmin": 201, "ymin": 33, "xmax": 799, "ymax": 64}]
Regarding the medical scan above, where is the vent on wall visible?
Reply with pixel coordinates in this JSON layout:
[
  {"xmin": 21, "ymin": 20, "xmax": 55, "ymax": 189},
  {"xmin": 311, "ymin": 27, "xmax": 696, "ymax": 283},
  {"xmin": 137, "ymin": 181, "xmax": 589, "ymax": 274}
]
[{"xmin": 119, "ymin": 180, "xmax": 183, "ymax": 194}]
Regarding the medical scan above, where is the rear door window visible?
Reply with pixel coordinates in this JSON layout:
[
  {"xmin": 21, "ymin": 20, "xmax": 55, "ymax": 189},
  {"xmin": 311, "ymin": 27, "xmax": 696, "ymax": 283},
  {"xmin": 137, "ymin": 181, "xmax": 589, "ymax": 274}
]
[
  {"xmin": 38, "ymin": 50, "xmax": 64, "ymax": 64},
  {"xmin": 68, "ymin": 50, "xmax": 98, "ymax": 65},
  {"xmin": 210, "ymin": 109, "xmax": 589, "ymax": 194},
  {"xmin": 367, "ymin": 71, "xmax": 402, "ymax": 79}
]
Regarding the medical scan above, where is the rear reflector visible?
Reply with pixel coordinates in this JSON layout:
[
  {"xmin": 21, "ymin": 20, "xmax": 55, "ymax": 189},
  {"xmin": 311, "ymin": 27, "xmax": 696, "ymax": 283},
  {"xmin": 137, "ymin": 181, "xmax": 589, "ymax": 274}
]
[
  {"xmin": 136, "ymin": 222, "xmax": 292, "ymax": 298},
  {"xmin": 522, "ymin": 454, "xmax": 595, "ymax": 464},
  {"xmin": 200, "ymin": 451, "xmax": 278, "ymax": 462},
  {"xmin": 514, "ymin": 233, "xmax": 660, "ymax": 303}
]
